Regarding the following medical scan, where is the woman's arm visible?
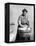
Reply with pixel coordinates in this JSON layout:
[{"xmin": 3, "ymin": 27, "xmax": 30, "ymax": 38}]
[
  {"xmin": 18, "ymin": 16, "xmax": 24, "ymax": 27},
  {"xmin": 27, "ymin": 15, "xmax": 30, "ymax": 27}
]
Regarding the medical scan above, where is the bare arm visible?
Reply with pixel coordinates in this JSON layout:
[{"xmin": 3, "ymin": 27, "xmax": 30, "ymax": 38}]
[{"xmin": 18, "ymin": 16, "xmax": 24, "ymax": 27}]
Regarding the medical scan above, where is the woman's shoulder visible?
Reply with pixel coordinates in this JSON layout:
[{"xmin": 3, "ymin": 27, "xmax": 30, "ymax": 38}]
[{"xmin": 19, "ymin": 15, "xmax": 22, "ymax": 18}]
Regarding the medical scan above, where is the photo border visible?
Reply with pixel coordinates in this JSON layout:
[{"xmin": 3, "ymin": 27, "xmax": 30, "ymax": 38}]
[{"xmin": 5, "ymin": 3, "xmax": 35, "ymax": 43}]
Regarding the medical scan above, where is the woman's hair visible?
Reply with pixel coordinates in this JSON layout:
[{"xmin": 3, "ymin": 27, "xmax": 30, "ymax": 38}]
[{"xmin": 22, "ymin": 9, "xmax": 28, "ymax": 13}]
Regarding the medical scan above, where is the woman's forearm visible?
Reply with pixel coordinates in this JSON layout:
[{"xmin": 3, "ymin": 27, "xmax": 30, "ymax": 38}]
[{"xmin": 19, "ymin": 21, "xmax": 24, "ymax": 27}]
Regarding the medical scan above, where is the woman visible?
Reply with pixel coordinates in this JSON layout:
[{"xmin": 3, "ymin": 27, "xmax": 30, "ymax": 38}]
[{"xmin": 16, "ymin": 9, "xmax": 30, "ymax": 42}]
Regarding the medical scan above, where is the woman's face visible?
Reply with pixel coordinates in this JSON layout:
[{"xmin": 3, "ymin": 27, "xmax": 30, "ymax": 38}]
[{"xmin": 23, "ymin": 11, "xmax": 27, "ymax": 16}]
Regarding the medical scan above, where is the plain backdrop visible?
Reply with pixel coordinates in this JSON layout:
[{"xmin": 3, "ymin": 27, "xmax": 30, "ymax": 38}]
[{"xmin": 0, "ymin": 0, "xmax": 36, "ymax": 46}]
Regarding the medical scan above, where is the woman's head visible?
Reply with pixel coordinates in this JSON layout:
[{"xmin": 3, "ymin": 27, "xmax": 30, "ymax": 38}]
[{"xmin": 22, "ymin": 9, "xmax": 28, "ymax": 16}]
